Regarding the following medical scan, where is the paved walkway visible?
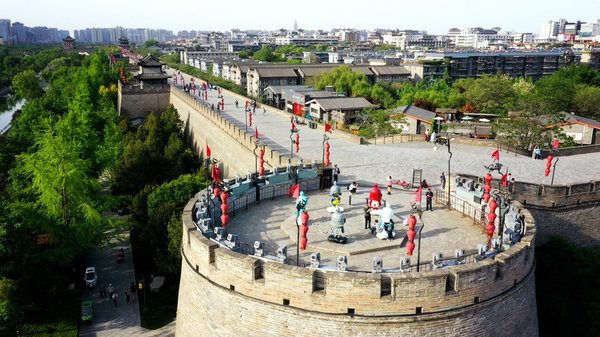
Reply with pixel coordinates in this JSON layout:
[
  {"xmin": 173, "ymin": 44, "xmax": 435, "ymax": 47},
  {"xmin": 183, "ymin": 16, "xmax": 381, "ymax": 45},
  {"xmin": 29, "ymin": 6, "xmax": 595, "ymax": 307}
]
[
  {"xmin": 168, "ymin": 70, "xmax": 600, "ymax": 188},
  {"xmin": 228, "ymin": 187, "xmax": 485, "ymax": 270},
  {"xmin": 79, "ymin": 228, "xmax": 174, "ymax": 337}
]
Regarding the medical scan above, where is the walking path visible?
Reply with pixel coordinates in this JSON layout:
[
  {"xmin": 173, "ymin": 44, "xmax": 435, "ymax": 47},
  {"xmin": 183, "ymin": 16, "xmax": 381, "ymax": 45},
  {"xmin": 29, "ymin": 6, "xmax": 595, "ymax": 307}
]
[
  {"xmin": 79, "ymin": 228, "xmax": 174, "ymax": 337},
  {"xmin": 168, "ymin": 69, "xmax": 600, "ymax": 188}
]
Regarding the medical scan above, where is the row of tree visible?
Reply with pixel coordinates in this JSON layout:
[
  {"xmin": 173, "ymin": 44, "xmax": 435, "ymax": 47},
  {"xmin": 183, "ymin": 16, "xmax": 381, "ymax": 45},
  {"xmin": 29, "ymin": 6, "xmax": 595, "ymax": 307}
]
[{"xmin": 0, "ymin": 45, "xmax": 204, "ymax": 334}]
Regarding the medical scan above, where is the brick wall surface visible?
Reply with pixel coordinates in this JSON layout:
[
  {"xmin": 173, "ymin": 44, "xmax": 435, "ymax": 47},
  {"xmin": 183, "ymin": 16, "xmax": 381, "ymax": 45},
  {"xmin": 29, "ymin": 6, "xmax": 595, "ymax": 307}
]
[{"xmin": 176, "ymin": 199, "xmax": 539, "ymax": 336}]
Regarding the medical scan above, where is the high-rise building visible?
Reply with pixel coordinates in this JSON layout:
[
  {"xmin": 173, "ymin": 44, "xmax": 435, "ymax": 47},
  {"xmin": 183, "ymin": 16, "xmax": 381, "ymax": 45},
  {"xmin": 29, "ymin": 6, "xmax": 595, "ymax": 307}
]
[
  {"xmin": 0, "ymin": 19, "xmax": 11, "ymax": 42},
  {"xmin": 11, "ymin": 21, "xmax": 26, "ymax": 43},
  {"xmin": 539, "ymin": 20, "xmax": 559, "ymax": 39}
]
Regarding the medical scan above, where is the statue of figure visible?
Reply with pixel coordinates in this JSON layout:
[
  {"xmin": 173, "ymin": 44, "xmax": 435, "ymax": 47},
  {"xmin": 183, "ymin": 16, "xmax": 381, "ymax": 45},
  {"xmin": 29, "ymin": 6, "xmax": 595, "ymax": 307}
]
[
  {"xmin": 379, "ymin": 202, "xmax": 396, "ymax": 241},
  {"xmin": 330, "ymin": 181, "xmax": 341, "ymax": 197},
  {"xmin": 296, "ymin": 191, "xmax": 309, "ymax": 214},
  {"xmin": 369, "ymin": 184, "xmax": 382, "ymax": 209},
  {"xmin": 328, "ymin": 207, "xmax": 348, "ymax": 244}
]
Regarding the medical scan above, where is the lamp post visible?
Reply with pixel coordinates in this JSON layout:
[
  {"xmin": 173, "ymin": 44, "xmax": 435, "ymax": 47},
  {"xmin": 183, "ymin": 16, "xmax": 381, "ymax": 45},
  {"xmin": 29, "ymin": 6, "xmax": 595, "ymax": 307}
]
[
  {"xmin": 434, "ymin": 137, "xmax": 453, "ymax": 208},
  {"xmin": 290, "ymin": 126, "xmax": 299, "ymax": 161},
  {"xmin": 484, "ymin": 161, "xmax": 512, "ymax": 251},
  {"xmin": 322, "ymin": 133, "xmax": 330, "ymax": 166},
  {"xmin": 550, "ymin": 148, "xmax": 559, "ymax": 186},
  {"xmin": 410, "ymin": 203, "xmax": 425, "ymax": 272}
]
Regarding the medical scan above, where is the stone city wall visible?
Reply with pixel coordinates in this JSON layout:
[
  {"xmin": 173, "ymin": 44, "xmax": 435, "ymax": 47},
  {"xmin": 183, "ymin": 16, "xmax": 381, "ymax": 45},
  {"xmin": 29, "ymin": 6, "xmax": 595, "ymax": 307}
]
[
  {"xmin": 176, "ymin": 192, "xmax": 539, "ymax": 337},
  {"xmin": 170, "ymin": 87, "xmax": 301, "ymax": 178}
]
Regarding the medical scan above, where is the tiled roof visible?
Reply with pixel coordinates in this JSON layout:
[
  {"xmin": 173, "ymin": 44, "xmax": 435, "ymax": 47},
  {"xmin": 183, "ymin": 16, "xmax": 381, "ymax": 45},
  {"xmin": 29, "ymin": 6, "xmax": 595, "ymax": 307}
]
[
  {"xmin": 307, "ymin": 97, "xmax": 374, "ymax": 111},
  {"xmin": 138, "ymin": 54, "xmax": 164, "ymax": 67},
  {"xmin": 394, "ymin": 105, "xmax": 436, "ymax": 122},
  {"xmin": 562, "ymin": 112, "xmax": 600, "ymax": 129},
  {"xmin": 370, "ymin": 66, "xmax": 411, "ymax": 75},
  {"xmin": 254, "ymin": 67, "xmax": 298, "ymax": 78}
]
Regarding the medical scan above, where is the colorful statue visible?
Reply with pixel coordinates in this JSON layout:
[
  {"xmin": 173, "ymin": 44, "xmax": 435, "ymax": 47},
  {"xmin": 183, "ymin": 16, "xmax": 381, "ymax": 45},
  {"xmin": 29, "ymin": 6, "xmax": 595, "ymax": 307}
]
[
  {"xmin": 296, "ymin": 191, "xmax": 309, "ymax": 215},
  {"xmin": 327, "ymin": 207, "xmax": 348, "ymax": 244},
  {"xmin": 369, "ymin": 184, "xmax": 382, "ymax": 210}
]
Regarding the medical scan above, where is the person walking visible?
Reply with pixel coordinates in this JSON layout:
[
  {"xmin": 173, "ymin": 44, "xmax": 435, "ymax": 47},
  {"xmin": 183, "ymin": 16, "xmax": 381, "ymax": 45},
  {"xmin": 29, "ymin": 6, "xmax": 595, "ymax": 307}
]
[
  {"xmin": 386, "ymin": 176, "xmax": 393, "ymax": 195},
  {"xmin": 332, "ymin": 164, "xmax": 340, "ymax": 183},
  {"xmin": 440, "ymin": 172, "xmax": 446, "ymax": 189},
  {"xmin": 107, "ymin": 283, "xmax": 115, "ymax": 299},
  {"xmin": 364, "ymin": 205, "xmax": 372, "ymax": 230},
  {"xmin": 125, "ymin": 290, "xmax": 131, "ymax": 304},
  {"xmin": 112, "ymin": 292, "xmax": 118, "ymax": 308},
  {"xmin": 425, "ymin": 188, "xmax": 434, "ymax": 211},
  {"xmin": 130, "ymin": 282, "xmax": 137, "ymax": 302}
]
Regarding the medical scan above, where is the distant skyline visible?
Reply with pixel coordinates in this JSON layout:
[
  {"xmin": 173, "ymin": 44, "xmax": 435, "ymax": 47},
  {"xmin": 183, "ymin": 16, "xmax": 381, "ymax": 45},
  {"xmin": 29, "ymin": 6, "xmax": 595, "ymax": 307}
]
[{"xmin": 4, "ymin": 0, "xmax": 600, "ymax": 35}]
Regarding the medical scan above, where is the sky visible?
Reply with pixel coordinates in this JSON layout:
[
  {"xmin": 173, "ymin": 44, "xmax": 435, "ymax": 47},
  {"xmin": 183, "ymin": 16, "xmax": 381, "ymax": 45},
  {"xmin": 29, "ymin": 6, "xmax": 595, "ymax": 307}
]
[{"xmin": 4, "ymin": 0, "xmax": 600, "ymax": 35}]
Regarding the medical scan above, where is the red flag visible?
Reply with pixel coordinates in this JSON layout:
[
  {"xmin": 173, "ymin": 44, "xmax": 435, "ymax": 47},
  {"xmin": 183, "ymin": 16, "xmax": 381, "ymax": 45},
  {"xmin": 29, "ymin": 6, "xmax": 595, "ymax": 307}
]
[
  {"xmin": 206, "ymin": 144, "xmax": 211, "ymax": 157},
  {"xmin": 287, "ymin": 183, "xmax": 300, "ymax": 198},
  {"xmin": 255, "ymin": 127, "xmax": 259, "ymax": 139},
  {"xmin": 491, "ymin": 149, "xmax": 499, "ymax": 161},
  {"xmin": 325, "ymin": 123, "xmax": 332, "ymax": 133},
  {"xmin": 415, "ymin": 186, "xmax": 422, "ymax": 202},
  {"xmin": 552, "ymin": 139, "xmax": 559, "ymax": 149},
  {"xmin": 501, "ymin": 173, "xmax": 509, "ymax": 187}
]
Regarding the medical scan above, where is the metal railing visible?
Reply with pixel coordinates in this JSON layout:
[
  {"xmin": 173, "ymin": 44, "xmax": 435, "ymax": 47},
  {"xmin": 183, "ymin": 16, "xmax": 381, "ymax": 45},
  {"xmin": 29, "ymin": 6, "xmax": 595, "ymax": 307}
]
[{"xmin": 435, "ymin": 190, "xmax": 485, "ymax": 229}]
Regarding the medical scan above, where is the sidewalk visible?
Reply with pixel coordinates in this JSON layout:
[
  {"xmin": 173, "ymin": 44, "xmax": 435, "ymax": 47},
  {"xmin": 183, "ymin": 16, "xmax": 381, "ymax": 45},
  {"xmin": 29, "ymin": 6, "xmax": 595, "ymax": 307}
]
[{"xmin": 168, "ymin": 70, "xmax": 600, "ymax": 187}]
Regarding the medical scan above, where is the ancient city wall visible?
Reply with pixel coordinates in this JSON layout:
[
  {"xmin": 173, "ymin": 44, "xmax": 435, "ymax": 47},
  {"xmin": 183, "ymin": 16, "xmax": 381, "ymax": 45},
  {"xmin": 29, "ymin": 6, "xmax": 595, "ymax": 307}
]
[
  {"xmin": 176, "ymin": 193, "xmax": 539, "ymax": 336},
  {"xmin": 170, "ymin": 87, "xmax": 301, "ymax": 178}
]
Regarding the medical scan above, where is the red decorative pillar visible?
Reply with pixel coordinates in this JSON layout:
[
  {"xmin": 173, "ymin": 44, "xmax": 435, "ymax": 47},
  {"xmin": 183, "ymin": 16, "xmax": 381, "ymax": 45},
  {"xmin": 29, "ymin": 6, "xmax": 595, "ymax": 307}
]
[
  {"xmin": 295, "ymin": 133, "xmax": 300, "ymax": 153},
  {"xmin": 486, "ymin": 198, "xmax": 497, "ymax": 243},
  {"xmin": 324, "ymin": 141, "xmax": 331, "ymax": 167},
  {"xmin": 483, "ymin": 173, "xmax": 492, "ymax": 203},
  {"xmin": 299, "ymin": 211, "xmax": 309, "ymax": 250},
  {"xmin": 220, "ymin": 191, "xmax": 229, "ymax": 228},
  {"xmin": 259, "ymin": 148, "xmax": 265, "ymax": 176},
  {"xmin": 545, "ymin": 155, "xmax": 553, "ymax": 177},
  {"xmin": 406, "ymin": 215, "xmax": 417, "ymax": 256}
]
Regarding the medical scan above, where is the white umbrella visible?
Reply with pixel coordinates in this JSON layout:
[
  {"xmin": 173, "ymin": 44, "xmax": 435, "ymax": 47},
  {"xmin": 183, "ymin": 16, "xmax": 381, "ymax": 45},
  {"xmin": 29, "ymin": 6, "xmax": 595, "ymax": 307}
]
[
  {"xmin": 461, "ymin": 116, "xmax": 474, "ymax": 121},
  {"xmin": 479, "ymin": 118, "xmax": 490, "ymax": 122}
]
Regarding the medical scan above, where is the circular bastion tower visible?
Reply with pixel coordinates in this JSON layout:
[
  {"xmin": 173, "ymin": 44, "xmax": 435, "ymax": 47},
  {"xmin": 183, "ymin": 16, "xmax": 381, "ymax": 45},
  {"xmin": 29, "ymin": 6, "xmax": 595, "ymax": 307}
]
[{"xmin": 176, "ymin": 178, "xmax": 539, "ymax": 337}]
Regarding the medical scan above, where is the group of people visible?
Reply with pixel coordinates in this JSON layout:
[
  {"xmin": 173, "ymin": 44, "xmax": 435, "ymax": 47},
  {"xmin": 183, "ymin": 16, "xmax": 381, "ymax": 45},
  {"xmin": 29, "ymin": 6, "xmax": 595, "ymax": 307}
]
[{"xmin": 100, "ymin": 282, "xmax": 137, "ymax": 308}]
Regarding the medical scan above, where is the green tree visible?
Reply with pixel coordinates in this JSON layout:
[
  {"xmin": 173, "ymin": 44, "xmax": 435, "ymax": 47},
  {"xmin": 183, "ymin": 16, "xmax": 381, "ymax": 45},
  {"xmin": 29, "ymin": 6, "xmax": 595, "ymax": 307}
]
[
  {"xmin": 314, "ymin": 66, "xmax": 371, "ymax": 97},
  {"xmin": 253, "ymin": 46, "xmax": 284, "ymax": 62},
  {"xmin": 573, "ymin": 85, "xmax": 600, "ymax": 119},
  {"xmin": 11, "ymin": 69, "xmax": 43, "ymax": 100},
  {"xmin": 463, "ymin": 74, "xmax": 516, "ymax": 115},
  {"xmin": 144, "ymin": 39, "xmax": 159, "ymax": 47}
]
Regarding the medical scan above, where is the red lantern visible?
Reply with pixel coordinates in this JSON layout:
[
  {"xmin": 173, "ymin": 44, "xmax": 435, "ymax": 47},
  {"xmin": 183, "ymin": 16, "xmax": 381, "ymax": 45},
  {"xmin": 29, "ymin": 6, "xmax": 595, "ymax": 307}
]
[
  {"xmin": 486, "ymin": 223, "xmax": 495, "ymax": 238},
  {"xmin": 299, "ymin": 211, "xmax": 309, "ymax": 251},
  {"xmin": 299, "ymin": 236, "xmax": 308, "ymax": 250},
  {"xmin": 221, "ymin": 214, "xmax": 229, "ymax": 228},
  {"xmin": 407, "ymin": 230, "xmax": 416, "ymax": 241},
  {"xmin": 300, "ymin": 211, "xmax": 309, "ymax": 224},
  {"xmin": 407, "ymin": 215, "xmax": 417, "ymax": 230},
  {"xmin": 487, "ymin": 212, "xmax": 496, "ymax": 223},
  {"xmin": 406, "ymin": 241, "xmax": 415, "ymax": 256},
  {"xmin": 295, "ymin": 133, "xmax": 300, "ymax": 153},
  {"xmin": 483, "ymin": 193, "xmax": 490, "ymax": 203},
  {"xmin": 249, "ymin": 111, "xmax": 252, "ymax": 126},
  {"xmin": 485, "ymin": 173, "xmax": 493, "ymax": 184},
  {"xmin": 220, "ymin": 203, "xmax": 228, "ymax": 213},
  {"xmin": 545, "ymin": 155, "xmax": 553, "ymax": 177},
  {"xmin": 488, "ymin": 198, "xmax": 497, "ymax": 212},
  {"xmin": 214, "ymin": 187, "xmax": 221, "ymax": 198}
]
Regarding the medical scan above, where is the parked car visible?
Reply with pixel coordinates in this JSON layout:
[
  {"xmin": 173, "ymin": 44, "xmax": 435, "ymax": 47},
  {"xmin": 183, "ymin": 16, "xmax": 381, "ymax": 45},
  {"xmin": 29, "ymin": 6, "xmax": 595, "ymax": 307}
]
[
  {"xmin": 84, "ymin": 267, "xmax": 97, "ymax": 288},
  {"xmin": 81, "ymin": 300, "xmax": 93, "ymax": 323}
]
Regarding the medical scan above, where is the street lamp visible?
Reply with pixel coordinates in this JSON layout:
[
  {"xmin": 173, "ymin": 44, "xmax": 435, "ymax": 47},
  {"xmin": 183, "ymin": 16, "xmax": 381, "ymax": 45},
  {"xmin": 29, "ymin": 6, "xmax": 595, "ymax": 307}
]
[
  {"xmin": 434, "ymin": 137, "xmax": 453, "ymax": 208},
  {"xmin": 290, "ymin": 126, "xmax": 299, "ymax": 161},
  {"xmin": 550, "ymin": 148, "xmax": 559, "ymax": 186},
  {"xmin": 484, "ymin": 162, "xmax": 511, "ymax": 251},
  {"xmin": 322, "ymin": 133, "xmax": 330, "ymax": 166},
  {"xmin": 253, "ymin": 139, "xmax": 263, "ymax": 175}
]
